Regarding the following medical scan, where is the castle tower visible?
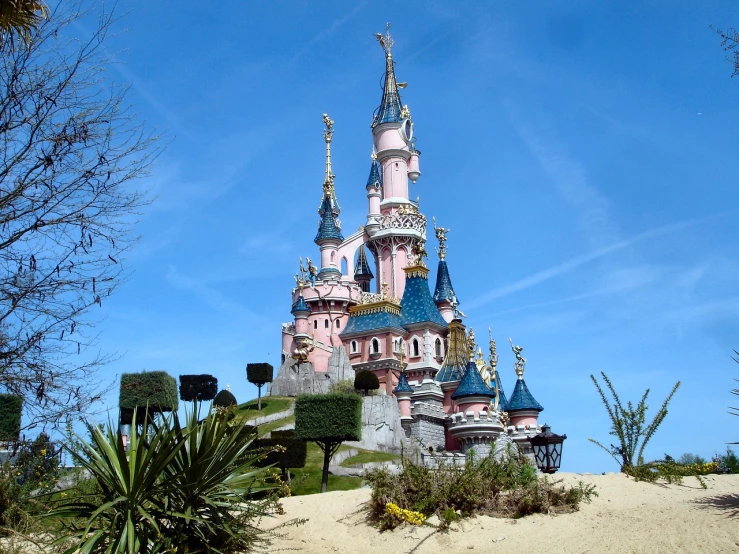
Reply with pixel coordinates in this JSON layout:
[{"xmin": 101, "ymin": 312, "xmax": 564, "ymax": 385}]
[
  {"xmin": 505, "ymin": 341, "xmax": 543, "ymax": 456},
  {"xmin": 431, "ymin": 219, "xmax": 456, "ymax": 323},
  {"xmin": 354, "ymin": 244, "xmax": 373, "ymax": 293},
  {"xmin": 365, "ymin": 154, "xmax": 382, "ymax": 235},
  {"xmin": 314, "ymin": 114, "xmax": 343, "ymax": 281},
  {"xmin": 393, "ymin": 370, "xmax": 413, "ymax": 421},
  {"xmin": 365, "ymin": 25, "xmax": 424, "ymax": 300}
]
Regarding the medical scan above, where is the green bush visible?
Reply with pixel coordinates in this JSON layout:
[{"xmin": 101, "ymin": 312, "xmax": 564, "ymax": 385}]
[
  {"xmin": 119, "ymin": 371, "xmax": 178, "ymax": 425},
  {"xmin": 47, "ymin": 407, "xmax": 279, "ymax": 553},
  {"xmin": 213, "ymin": 389, "xmax": 237, "ymax": 408},
  {"xmin": 295, "ymin": 393, "xmax": 362, "ymax": 493},
  {"xmin": 15, "ymin": 433, "xmax": 60, "ymax": 490},
  {"xmin": 365, "ymin": 450, "xmax": 596, "ymax": 530},
  {"xmin": 329, "ymin": 379, "xmax": 360, "ymax": 395},
  {"xmin": 179, "ymin": 374, "xmax": 218, "ymax": 402},
  {"xmin": 717, "ymin": 447, "xmax": 739, "ymax": 474},
  {"xmin": 0, "ymin": 394, "xmax": 22, "ymax": 440},
  {"xmin": 246, "ymin": 363, "xmax": 274, "ymax": 385},
  {"xmin": 354, "ymin": 370, "xmax": 379, "ymax": 395},
  {"xmin": 253, "ymin": 430, "xmax": 307, "ymax": 473}
]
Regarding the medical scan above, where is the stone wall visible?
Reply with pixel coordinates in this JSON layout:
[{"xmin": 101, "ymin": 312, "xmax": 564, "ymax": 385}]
[
  {"xmin": 346, "ymin": 394, "xmax": 403, "ymax": 454},
  {"xmin": 269, "ymin": 346, "xmax": 355, "ymax": 397}
]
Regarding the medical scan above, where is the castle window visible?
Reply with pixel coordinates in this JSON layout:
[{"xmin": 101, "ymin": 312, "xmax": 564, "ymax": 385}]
[
  {"xmin": 314, "ymin": 320, "xmax": 318, "ymax": 330},
  {"xmin": 413, "ymin": 338, "xmax": 420, "ymax": 357},
  {"xmin": 341, "ymin": 257, "xmax": 348, "ymax": 275},
  {"xmin": 324, "ymin": 319, "xmax": 329, "ymax": 329},
  {"xmin": 351, "ymin": 340, "xmax": 358, "ymax": 353},
  {"xmin": 435, "ymin": 337, "xmax": 442, "ymax": 357},
  {"xmin": 335, "ymin": 319, "xmax": 340, "ymax": 329},
  {"xmin": 371, "ymin": 338, "xmax": 380, "ymax": 354}
]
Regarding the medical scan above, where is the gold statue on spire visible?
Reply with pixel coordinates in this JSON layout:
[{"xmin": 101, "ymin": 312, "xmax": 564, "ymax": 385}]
[
  {"xmin": 433, "ymin": 217, "xmax": 450, "ymax": 260},
  {"xmin": 509, "ymin": 337, "xmax": 526, "ymax": 378},
  {"xmin": 375, "ymin": 22, "xmax": 394, "ymax": 58},
  {"xmin": 322, "ymin": 113, "xmax": 335, "ymax": 196}
]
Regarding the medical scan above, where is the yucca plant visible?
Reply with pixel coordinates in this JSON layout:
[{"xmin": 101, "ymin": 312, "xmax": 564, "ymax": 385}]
[
  {"xmin": 588, "ymin": 372, "xmax": 680, "ymax": 471},
  {"xmin": 47, "ymin": 406, "xmax": 277, "ymax": 553}
]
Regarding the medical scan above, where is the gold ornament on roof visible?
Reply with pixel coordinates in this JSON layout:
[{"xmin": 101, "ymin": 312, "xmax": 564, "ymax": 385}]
[
  {"xmin": 322, "ymin": 113, "xmax": 336, "ymax": 195},
  {"xmin": 411, "ymin": 240, "xmax": 428, "ymax": 267},
  {"xmin": 466, "ymin": 328, "xmax": 477, "ymax": 361},
  {"xmin": 376, "ymin": 22, "xmax": 394, "ymax": 58},
  {"xmin": 488, "ymin": 327, "xmax": 498, "ymax": 370},
  {"xmin": 400, "ymin": 104, "xmax": 410, "ymax": 119},
  {"xmin": 509, "ymin": 338, "xmax": 526, "ymax": 378},
  {"xmin": 433, "ymin": 217, "xmax": 450, "ymax": 260}
]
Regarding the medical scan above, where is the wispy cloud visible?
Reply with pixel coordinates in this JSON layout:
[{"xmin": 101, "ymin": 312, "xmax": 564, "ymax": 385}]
[
  {"xmin": 290, "ymin": 2, "xmax": 367, "ymax": 63},
  {"xmin": 165, "ymin": 265, "xmax": 255, "ymax": 317},
  {"xmin": 466, "ymin": 216, "xmax": 716, "ymax": 310}
]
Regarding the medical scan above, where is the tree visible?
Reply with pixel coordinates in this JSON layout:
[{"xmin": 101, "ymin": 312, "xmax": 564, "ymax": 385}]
[
  {"xmin": 715, "ymin": 27, "xmax": 739, "ymax": 78},
  {"xmin": 354, "ymin": 370, "xmax": 379, "ymax": 396},
  {"xmin": 179, "ymin": 374, "xmax": 218, "ymax": 402},
  {"xmin": 295, "ymin": 393, "xmax": 362, "ymax": 493},
  {"xmin": 246, "ymin": 363, "xmax": 273, "ymax": 411},
  {"xmin": 588, "ymin": 372, "xmax": 680, "ymax": 472},
  {"xmin": 252, "ymin": 429, "xmax": 307, "ymax": 484},
  {"xmin": 0, "ymin": 1, "xmax": 158, "ymax": 430},
  {"xmin": 213, "ymin": 389, "xmax": 237, "ymax": 409},
  {"xmin": 119, "ymin": 371, "xmax": 178, "ymax": 426},
  {"xmin": 0, "ymin": 0, "xmax": 47, "ymax": 47}
]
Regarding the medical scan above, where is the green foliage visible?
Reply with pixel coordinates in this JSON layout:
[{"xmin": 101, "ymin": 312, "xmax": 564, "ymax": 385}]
[
  {"xmin": 716, "ymin": 447, "xmax": 739, "ymax": 474},
  {"xmin": 246, "ymin": 363, "xmax": 274, "ymax": 385},
  {"xmin": 588, "ymin": 372, "xmax": 680, "ymax": 471},
  {"xmin": 354, "ymin": 370, "xmax": 380, "ymax": 395},
  {"xmin": 253, "ymin": 430, "xmax": 307, "ymax": 471},
  {"xmin": 15, "ymin": 432, "xmax": 60, "ymax": 490},
  {"xmin": 295, "ymin": 393, "xmax": 362, "ymax": 493},
  {"xmin": 46, "ymin": 407, "xmax": 279, "ymax": 554},
  {"xmin": 119, "ymin": 371, "xmax": 178, "ymax": 425},
  {"xmin": 0, "ymin": 394, "xmax": 22, "ymax": 440},
  {"xmin": 678, "ymin": 453, "xmax": 707, "ymax": 466},
  {"xmin": 178, "ymin": 374, "xmax": 218, "ymax": 402},
  {"xmin": 365, "ymin": 450, "xmax": 597, "ymax": 530},
  {"xmin": 328, "ymin": 379, "xmax": 360, "ymax": 395},
  {"xmin": 295, "ymin": 393, "xmax": 362, "ymax": 443},
  {"xmin": 213, "ymin": 389, "xmax": 237, "ymax": 408},
  {"xmin": 624, "ymin": 454, "xmax": 720, "ymax": 489}
]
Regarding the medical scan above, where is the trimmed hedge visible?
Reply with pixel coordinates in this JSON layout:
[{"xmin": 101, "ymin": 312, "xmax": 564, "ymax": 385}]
[
  {"xmin": 213, "ymin": 389, "xmax": 237, "ymax": 408},
  {"xmin": 295, "ymin": 393, "xmax": 362, "ymax": 443},
  {"xmin": 354, "ymin": 370, "xmax": 380, "ymax": 394},
  {"xmin": 119, "ymin": 371, "xmax": 178, "ymax": 425},
  {"xmin": 179, "ymin": 374, "xmax": 218, "ymax": 402},
  {"xmin": 246, "ymin": 363, "xmax": 273, "ymax": 386},
  {"xmin": 253, "ymin": 429, "xmax": 307, "ymax": 470},
  {"xmin": 0, "ymin": 394, "xmax": 22, "ymax": 440}
]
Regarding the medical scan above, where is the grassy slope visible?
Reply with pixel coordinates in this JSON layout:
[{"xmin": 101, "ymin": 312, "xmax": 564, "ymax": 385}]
[{"xmin": 237, "ymin": 396, "xmax": 293, "ymax": 421}]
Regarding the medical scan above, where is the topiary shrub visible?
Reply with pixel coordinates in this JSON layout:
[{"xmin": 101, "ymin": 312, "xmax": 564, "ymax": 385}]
[
  {"xmin": 213, "ymin": 389, "xmax": 237, "ymax": 409},
  {"xmin": 354, "ymin": 370, "xmax": 380, "ymax": 396},
  {"xmin": 246, "ymin": 363, "xmax": 274, "ymax": 411},
  {"xmin": 179, "ymin": 374, "xmax": 218, "ymax": 402},
  {"xmin": 252, "ymin": 429, "xmax": 307, "ymax": 483},
  {"xmin": 295, "ymin": 393, "xmax": 362, "ymax": 492},
  {"xmin": 119, "ymin": 371, "xmax": 178, "ymax": 425},
  {"xmin": 329, "ymin": 379, "xmax": 360, "ymax": 395},
  {"xmin": 0, "ymin": 394, "xmax": 22, "ymax": 441}
]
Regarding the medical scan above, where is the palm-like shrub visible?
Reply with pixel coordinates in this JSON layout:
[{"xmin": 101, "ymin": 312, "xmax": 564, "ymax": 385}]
[{"xmin": 47, "ymin": 407, "xmax": 277, "ymax": 554}]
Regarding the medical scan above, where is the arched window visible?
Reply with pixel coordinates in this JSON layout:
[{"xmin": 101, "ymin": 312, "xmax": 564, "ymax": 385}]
[
  {"xmin": 335, "ymin": 319, "xmax": 340, "ymax": 329},
  {"xmin": 435, "ymin": 337, "xmax": 442, "ymax": 357},
  {"xmin": 324, "ymin": 319, "xmax": 329, "ymax": 329},
  {"xmin": 413, "ymin": 338, "xmax": 420, "ymax": 357},
  {"xmin": 351, "ymin": 340, "xmax": 358, "ymax": 353},
  {"xmin": 331, "ymin": 251, "xmax": 335, "ymax": 263},
  {"xmin": 314, "ymin": 320, "xmax": 318, "ymax": 329},
  {"xmin": 341, "ymin": 257, "xmax": 348, "ymax": 275},
  {"xmin": 372, "ymin": 338, "xmax": 380, "ymax": 354}
]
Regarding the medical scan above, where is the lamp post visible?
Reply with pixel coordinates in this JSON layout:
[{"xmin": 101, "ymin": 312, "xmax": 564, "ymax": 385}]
[{"xmin": 528, "ymin": 424, "xmax": 566, "ymax": 474}]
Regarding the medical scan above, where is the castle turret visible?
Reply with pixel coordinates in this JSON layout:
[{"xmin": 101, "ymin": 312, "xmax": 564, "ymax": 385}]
[
  {"xmin": 291, "ymin": 292, "xmax": 310, "ymax": 337},
  {"xmin": 365, "ymin": 155, "xmax": 382, "ymax": 234},
  {"xmin": 431, "ymin": 219, "xmax": 456, "ymax": 323},
  {"xmin": 354, "ymin": 244, "xmax": 374, "ymax": 293},
  {"xmin": 504, "ymin": 340, "xmax": 543, "ymax": 456},
  {"xmin": 314, "ymin": 114, "xmax": 343, "ymax": 280},
  {"xmin": 393, "ymin": 370, "xmax": 414, "ymax": 421}
]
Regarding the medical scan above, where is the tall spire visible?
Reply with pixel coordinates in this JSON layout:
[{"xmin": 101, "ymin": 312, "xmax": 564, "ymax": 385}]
[
  {"xmin": 432, "ymin": 218, "xmax": 456, "ymax": 304},
  {"xmin": 435, "ymin": 318, "xmax": 469, "ymax": 383},
  {"xmin": 372, "ymin": 23, "xmax": 403, "ymax": 127},
  {"xmin": 315, "ymin": 113, "xmax": 343, "ymax": 243}
]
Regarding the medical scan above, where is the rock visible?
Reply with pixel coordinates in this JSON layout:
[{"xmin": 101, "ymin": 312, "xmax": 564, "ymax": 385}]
[{"xmin": 426, "ymin": 515, "xmax": 441, "ymax": 527}]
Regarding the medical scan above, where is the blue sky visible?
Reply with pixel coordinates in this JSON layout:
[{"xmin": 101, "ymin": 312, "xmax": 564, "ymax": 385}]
[{"xmin": 84, "ymin": 1, "xmax": 739, "ymax": 472}]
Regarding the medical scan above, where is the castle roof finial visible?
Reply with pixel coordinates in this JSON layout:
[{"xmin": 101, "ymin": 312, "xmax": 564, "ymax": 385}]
[
  {"xmin": 509, "ymin": 337, "xmax": 527, "ymax": 379},
  {"xmin": 432, "ymin": 217, "xmax": 450, "ymax": 261},
  {"xmin": 322, "ymin": 113, "xmax": 336, "ymax": 196},
  {"xmin": 373, "ymin": 23, "xmax": 403, "ymax": 127}
]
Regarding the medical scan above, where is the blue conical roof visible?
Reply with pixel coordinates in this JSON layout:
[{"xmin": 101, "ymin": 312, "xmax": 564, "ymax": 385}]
[
  {"xmin": 315, "ymin": 196, "xmax": 343, "ymax": 243},
  {"xmin": 507, "ymin": 378, "xmax": 543, "ymax": 412},
  {"xmin": 291, "ymin": 294, "xmax": 309, "ymax": 316},
  {"xmin": 393, "ymin": 371, "xmax": 414, "ymax": 394},
  {"xmin": 354, "ymin": 244, "xmax": 374, "ymax": 279},
  {"xmin": 435, "ymin": 319, "xmax": 468, "ymax": 383},
  {"xmin": 400, "ymin": 268, "xmax": 446, "ymax": 328},
  {"xmin": 495, "ymin": 370, "xmax": 508, "ymax": 411},
  {"xmin": 372, "ymin": 53, "xmax": 403, "ymax": 127},
  {"xmin": 451, "ymin": 360, "xmax": 495, "ymax": 400},
  {"xmin": 366, "ymin": 160, "xmax": 382, "ymax": 189},
  {"xmin": 433, "ymin": 260, "xmax": 455, "ymax": 304}
]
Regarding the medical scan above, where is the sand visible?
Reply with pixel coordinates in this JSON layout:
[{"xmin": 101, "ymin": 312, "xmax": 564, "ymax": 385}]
[{"xmin": 265, "ymin": 473, "xmax": 739, "ymax": 553}]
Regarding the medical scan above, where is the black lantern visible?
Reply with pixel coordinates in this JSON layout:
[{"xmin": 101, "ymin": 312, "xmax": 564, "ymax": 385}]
[{"xmin": 528, "ymin": 424, "xmax": 566, "ymax": 474}]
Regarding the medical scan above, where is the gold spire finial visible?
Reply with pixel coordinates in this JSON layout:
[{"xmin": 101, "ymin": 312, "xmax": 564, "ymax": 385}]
[
  {"xmin": 466, "ymin": 328, "xmax": 476, "ymax": 361},
  {"xmin": 509, "ymin": 337, "xmax": 526, "ymax": 378},
  {"xmin": 433, "ymin": 217, "xmax": 450, "ymax": 260},
  {"xmin": 371, "ymin": 147, "xmax": 377, "ymax": 161},
  {"xmin": 488, "ymin": 327, "xmax": 498, "ymax": 370},
  {"xmin": 322, "ymin": 113, "xmax": 335, "ymax": 195},
  {"xmin": 411, "ymin": 240, "xmax": 428, "ymax": 267},
  {"xmin": 376, "ymin": 22, "xmax": 394, "ymax": 58}
]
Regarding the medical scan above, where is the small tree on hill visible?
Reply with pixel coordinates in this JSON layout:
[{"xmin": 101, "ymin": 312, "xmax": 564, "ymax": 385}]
[
  {"xmin": 179, "ymin": 374, "xmax": 218, "ymax": 403},
  {"xmin": 0, "ymin": 394, "xmax": 22, "ymax": 441},
  {"xmin": 253, "ymin": 429, "xmax": 307, "ymax": 484},
  {"xmin": 119, "ymin": 371, "xmax": 178, "ymax": 426},
  {"xmin": 246, "ymin": 363, "xmax": 273, "ymax": 411},
  {"xmin": 354, "ymin": 370, "xmax": 379, "ymax": 396},
  {"xmin": 213, "ymin": 389, "xmax": 237, "ymax": 409},
  {"xmin": 588, "ymin": 371, "xmax": 680, "ymax": 472},
  {"xmin": 295, "ymin": 393, "xmax": 362, "ymax": 493}
]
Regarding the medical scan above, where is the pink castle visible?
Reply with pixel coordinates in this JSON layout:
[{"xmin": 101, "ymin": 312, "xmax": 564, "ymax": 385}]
[{"xmin": 272, "ymin": 26, "xmax": 547, "ymax": 459}]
